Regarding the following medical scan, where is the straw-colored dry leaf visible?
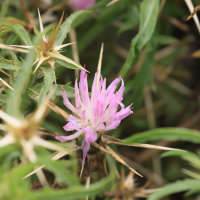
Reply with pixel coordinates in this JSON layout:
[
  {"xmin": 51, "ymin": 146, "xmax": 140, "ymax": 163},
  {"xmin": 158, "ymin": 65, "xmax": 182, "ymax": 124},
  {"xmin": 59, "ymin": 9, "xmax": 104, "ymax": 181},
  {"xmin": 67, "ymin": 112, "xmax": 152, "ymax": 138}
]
[
  {"xmin": 102, "ymin": 134, "xmax": 185, "ymax": 151},
  {"xmin": 91, "ymin": 142, "xmax": 142, "ymax": 177}
]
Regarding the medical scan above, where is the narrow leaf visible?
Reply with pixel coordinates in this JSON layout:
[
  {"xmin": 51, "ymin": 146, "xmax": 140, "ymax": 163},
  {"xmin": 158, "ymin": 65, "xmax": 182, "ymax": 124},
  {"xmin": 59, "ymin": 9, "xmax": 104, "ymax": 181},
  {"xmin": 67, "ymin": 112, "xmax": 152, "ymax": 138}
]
[
  {"xmin": 33, "ymin": 172, "xmax": 115, "ymax": 199},
  {"xmin": 1, "ymin": 24, "xmax": 32, "ymax": 46},
  {"xmin": 118, "ymin": 0, "xmax": 159, "ymax": 78},
  {"xmin": 123, "ymin": 128, "xmax": 200, "ymax": 144},
  {"xmin": 55, "ymin": 58, "xmax": 81, "ymax": 70},
  {"xmin": 38, "ymin": 67, "xmax": 56, "ymax": 105},
  {"xmin": 55, "ymin": 11, "xmax": 91, "ymax": 46},
  {"xmin": 148, "ymin": 179, "xmax": 200, "ymax": 200}
]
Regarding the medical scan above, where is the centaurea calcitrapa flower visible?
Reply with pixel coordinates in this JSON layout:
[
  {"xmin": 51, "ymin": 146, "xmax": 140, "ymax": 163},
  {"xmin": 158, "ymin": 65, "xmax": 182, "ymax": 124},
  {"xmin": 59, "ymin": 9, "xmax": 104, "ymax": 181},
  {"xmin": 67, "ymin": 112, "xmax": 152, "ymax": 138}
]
[
  {"xmin": 68, "ymin": 0, "xmax": 97, "ymax": 11},
  {"xmin": 2, "ymin": 9, "xmax": 86, "ymax": 74},
  {"xmin": 55, "ymin": 70, "xmax": 133, "ymax": 165}
]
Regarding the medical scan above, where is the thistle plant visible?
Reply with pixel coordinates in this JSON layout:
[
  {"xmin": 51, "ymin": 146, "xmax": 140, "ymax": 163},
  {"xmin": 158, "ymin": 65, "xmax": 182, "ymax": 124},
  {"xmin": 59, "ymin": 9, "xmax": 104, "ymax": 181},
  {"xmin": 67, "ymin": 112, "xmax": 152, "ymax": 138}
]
[
  {"xmin": 0, "ymin": 1, "xmax": 199, "ymax": 199},
  {"xmin": 0, "ymin": 9, "xmax": 86, "ymax": 74},
  {"xmin": 56, "ymin": 70, "xmax": 133, "ymax": 165}
]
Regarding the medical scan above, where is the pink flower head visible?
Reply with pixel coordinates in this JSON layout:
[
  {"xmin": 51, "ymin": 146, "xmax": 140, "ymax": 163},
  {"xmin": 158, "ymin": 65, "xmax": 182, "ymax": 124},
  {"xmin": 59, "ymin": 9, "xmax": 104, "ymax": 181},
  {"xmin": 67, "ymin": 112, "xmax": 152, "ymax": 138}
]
[
  {"xmin": 55, "ymin": 70, "xmax": 133, "ymax": 165},
  {"xmin": 68, "ymin": 0, "xmax": 96, "ymax": 11}
]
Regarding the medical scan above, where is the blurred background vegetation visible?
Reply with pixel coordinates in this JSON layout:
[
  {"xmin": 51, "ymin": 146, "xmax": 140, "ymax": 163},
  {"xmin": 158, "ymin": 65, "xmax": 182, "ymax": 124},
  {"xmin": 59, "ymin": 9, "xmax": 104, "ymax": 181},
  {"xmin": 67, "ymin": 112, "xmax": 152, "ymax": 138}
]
[{"xmin": 1, "ymin": 0, "xmax": 200, "ymax": 199}]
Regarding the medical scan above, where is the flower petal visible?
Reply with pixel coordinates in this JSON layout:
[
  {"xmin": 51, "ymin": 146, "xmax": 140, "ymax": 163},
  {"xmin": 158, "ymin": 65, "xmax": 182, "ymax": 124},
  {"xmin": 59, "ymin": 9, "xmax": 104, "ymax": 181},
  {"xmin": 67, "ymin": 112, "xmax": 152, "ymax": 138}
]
[
  {"xmin": 79, "ymin": 70, "xmax": 90, "ymax": 107},
  {"xmin": 105, "ymin": 120, "xmax": 121, "ymax": 131},
  {"xmin": 116, "ymin": 105, "xmax": 133, "ymax": 120},
  {"xmin": 75, "ymin": 79, "xmax": 84, "ymax": 113},
  {"xmin": 55, "ymin": 131, "xmax": 83, "ymax": 142},
  {"xmin": 62, "ymin": 89, "xmax": 78, "ymax": 115},
  {"xmin": 63, "ymin": 122, "xmax": 77, "ymax": 131},
  {"xmin": 106, "ymin": 77, "xmax": 120, "ymax": 96},
  {"xmin": 69, "ymin": 0, "xmax": 96, "ymax": 10},
  {"xmin": 65, "ymin": 114, "xmax": 80, "ymax": 130},
  {"xmin": 81, "ymin": 139, "xmax": 90, "ymax": 165},
  {"xmin": 83, "ymin": 128, "xmax": 98, "ymax": 142}
]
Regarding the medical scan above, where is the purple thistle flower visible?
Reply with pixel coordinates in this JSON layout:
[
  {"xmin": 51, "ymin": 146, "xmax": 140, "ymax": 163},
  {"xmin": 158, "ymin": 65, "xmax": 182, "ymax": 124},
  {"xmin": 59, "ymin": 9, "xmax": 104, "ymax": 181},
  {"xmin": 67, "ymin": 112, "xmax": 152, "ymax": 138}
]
[
  {"xmin": 55, "ymin": 70, "xmax": 133, "ymax": 165},
  {"xmin": 68, "ymin": 0, "xmax": 96, "ymax": 11}
]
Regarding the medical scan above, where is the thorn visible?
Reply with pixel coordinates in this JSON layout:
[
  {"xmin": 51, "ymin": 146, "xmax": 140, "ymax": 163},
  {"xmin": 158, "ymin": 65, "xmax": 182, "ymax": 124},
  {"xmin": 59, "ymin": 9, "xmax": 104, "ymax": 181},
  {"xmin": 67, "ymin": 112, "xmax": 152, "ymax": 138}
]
[{"xmin": 96, "ymin": 43, "xmax": 104, "ymax": 89}]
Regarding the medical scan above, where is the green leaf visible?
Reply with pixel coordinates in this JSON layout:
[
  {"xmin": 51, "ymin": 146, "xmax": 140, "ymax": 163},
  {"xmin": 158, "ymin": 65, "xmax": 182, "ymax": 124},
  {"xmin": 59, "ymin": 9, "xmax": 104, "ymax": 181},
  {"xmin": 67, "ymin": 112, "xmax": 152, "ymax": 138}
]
[
  {"xmin": 20, "ymin": 72, "xmax": 37, "ymax": 113},
  {"xmin": 53, "ymin": 83, "xmax": 75, "ymax": 99},
  {"xmin": 5, "ymin": 25, "xmax": 53, "ymax": 118},
  {"xmin": 55, "ymin": 11, "xmax": 91, "ymax": 47},
  {"xmin": 154, "ymin": 33, "xmax": 179, "ymax": 45},
  {"xmin": 1, "ymin": 24, "xmax": 32, "ymax": 46},
  {"xmin": 33, "ymin": 82, "xmax": 74, "ymax": 101},
  {"xmin": 38, "ymin": 67, "xmax": 56, "ymax": 105},
  {"xmin": 0, "ymin": 162, "xmax": 34, "ymax": 200},
  {"xmin": 79, "ymin": 0, "xmax": 132, "ymax": 53},
  {"xmin": 118, "ymin": 5, "xmax": 140, "ymax": 34},
  {"xmin": 55, "ymin": 59, "xmax": 81, "ymax": 70},
  {"xmin": 36, "ymin": 148, "xmax": 78, "ymax": 187},
  {"xmin": 0, "ymin": 63, "xmax": 17, "ymax": 70},
  {"xmin": 32, "ymin": 82, "xmax": 45, "ymax": 95},
  {"xmin": 137, "ymin": 0, "xmax": 159, "ymax": 49},
  {"xmin": 123, "ymin": 128, "xmax": 200, "ymax": 144},
  {"xmin": 5, "ymin": 48, "xmax": 35, "ymax": 118},
  {"xmin": 161, "ymin": 151, "xmax": 198, "ymax": 159},
  {"xmin": 148, "ymin": 179, "xmax": 200, "ymax": 200},
  {"xmin": 118, "ymin": 0, "xmax": 159, "ymax": 78},
  {"xmin": 125, "ymin": 39, "xmax": 156, "ymax": 106},
  {"xmin": 118, "ymin": 34, "xmax": 140, "ymax": 78},
  {"xmin": 1, "ymin": 34, "xmax": 18, "ymax": 57},
  {"xmin": 9, "ymin": 50, "xmax": 21, "ymax": 65},
  {"xmin": 0, "ymin": 30, "xmax": 9, "ymax": 38},
  {"xmin": 9, "ymin": 51, "xmax": 22, "ymax": 77},
  {"xmin": 0, "ymin": 57, "xmax": 13, "ymax": 64},
  {"xmin": 161, "ymin": 151, "xmax": 200, "ymax": 167},
  {"xmin": 0, "ymin": 94, "xmax": 7, "ymax": 105},
  {"xmin": 70, "ymin": 11, "xmax": 93, "ymax": 29},
  {"xmin": 44, "ymin": 159, "xmax": 78, "ymax": 187},
  {"xmin": 33, "ymin": 172, "xmax": 115, "ymax": 200}
]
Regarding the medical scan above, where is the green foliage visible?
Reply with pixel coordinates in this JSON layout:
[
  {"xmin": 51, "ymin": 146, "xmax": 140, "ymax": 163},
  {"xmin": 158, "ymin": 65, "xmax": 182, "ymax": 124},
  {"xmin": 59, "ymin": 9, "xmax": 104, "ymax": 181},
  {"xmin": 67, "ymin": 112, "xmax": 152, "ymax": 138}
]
[
  {"xmin": 119, "ymin": 0, "xmax": 160, "ymax": 78},
  {"xmin": 5, "ymin": 48, "xmax": 35, "ymax": 118},
  {"xmin": 124, "ymin": 128, "xmax": 200, "ymax": 144},
  {"xmin": 1, "ymin": 24, "xmax": 32, "ymax": 46},
  {"xmin": 55, "ymin": 59, "xmax": 81, "ymax": 70},
  {"xmin": 161, "ymin": 150, "xmax": 200, "ymax": 168},
  {"xmin": 126, "ymin": 39, "xmax": 156, "ymax": 105},
  {"xmin": 148, "ymin": 179, "xmax": 200, "ymax": 200},
  {"xmin": 38, "ymin": 67, "xmax": 56, "ymax": 105},
  {"xmin": 55, "ymin": 10, "xmax": 91, "ymax": 46},
  {"xmin": 33, "ymin": 172, "xmax": 115, "ymax": 200},
  {"xmin": 154, "ymin": 33, "xmax": 179, "ymax": 45},
  {"xmin": 53, "ymin": 83, "xmax": 75, "ymax": 98}
]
